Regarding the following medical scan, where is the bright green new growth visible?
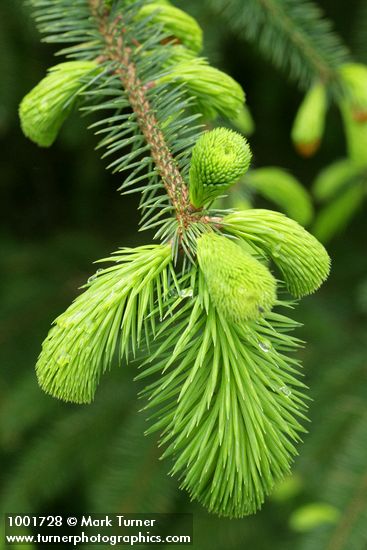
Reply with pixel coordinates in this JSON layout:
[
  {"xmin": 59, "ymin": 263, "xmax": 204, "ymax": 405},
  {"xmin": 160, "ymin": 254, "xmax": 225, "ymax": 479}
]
[
  {"xmin": 189, "ymin": 128, "xmax": 252, "ymax": 207},
  {"xmin": 291, "ymin": 82, "xmax": 327, "ymax": 157},
  {"xmin": 136, "ymin": 4, "xmax": 203, "ymax": 53},
  {"xmin": 138, "ymin": 272, "xmax": 308, "ymax": 518},
  {"xmin": 224, "ymin": 209, "xmax": 331, "ymax": 298},
  {"xmin": 158, "ymin": 58, "xmax": 245, "ymax": 120},
  {"xmin": 36, "ymin": 245, "xmax": 173, "ymax": 404},
  {"xmin": 197, "ymin": 233, "xmax": 277, "ymax": 321},
  {"xmin": 19, "ymin": 61, "xmax": 101, "ymax": 147},
  {"xmin": 247, "ymin": 167, "xmax": 314, "ymax": 226}
]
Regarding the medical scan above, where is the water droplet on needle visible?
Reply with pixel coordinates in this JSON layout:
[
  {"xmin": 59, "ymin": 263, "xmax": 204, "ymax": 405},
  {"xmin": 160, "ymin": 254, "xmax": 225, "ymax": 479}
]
[{"xmin": 258, "ymin": 339, "xmax": 271, "ymax": 353}]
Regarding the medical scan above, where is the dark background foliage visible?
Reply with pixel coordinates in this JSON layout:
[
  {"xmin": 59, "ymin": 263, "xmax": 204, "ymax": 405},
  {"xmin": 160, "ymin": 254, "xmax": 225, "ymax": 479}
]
[{"xmin": 1, "ymin": 0, "xmax": 367, "ymax": 548}]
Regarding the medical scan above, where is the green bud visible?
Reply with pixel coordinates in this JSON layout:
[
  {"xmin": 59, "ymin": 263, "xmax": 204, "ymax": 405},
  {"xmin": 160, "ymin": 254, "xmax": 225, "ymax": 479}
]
[
  {"xmin": 136, "ymin": 4, "xmax": 203, "ymax": 53},
  {"xmin": 19, "ymin": 61, "xmax": 101, "ymax": 147},
  {"xmin": 189, "ymin": 128, "xmax": 252, "ymax": 207},
  {"xmin": 247, "ymin": 167, "xmax": 314, "ymax": 226},
  {"xmin": 197, "ymin": 232, "xmax": 277, "ymax": 322},
  {"xmin": 291, "ymin": 82, "xmax": 327, "ymax": 157},
  {"xmin": 158, "ymin": 58, "xmax": 245, "ymax": 120},
  {"xmin": 224, "ymin": 209, "xmax": 331, "ymax": 298}
]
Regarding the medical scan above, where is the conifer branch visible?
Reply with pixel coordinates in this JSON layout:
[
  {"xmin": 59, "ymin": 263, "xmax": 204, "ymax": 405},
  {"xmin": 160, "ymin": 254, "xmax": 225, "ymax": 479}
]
[
  {"xmin": 255, "ymin": 0, "xmax": 339, "ymax": 84},
  {"xmin": 22, "ymin": 0, "xmax": 247, "ymax": 244},
  {"xmin": 207, "ymin": 0, "xmax": 350, "ymax": 93},
  {"xmin": 88, "ymin": 0, "xmax": 193, "ymax": 227},
  {"xmin": 19, "ymin": 0, "xmax": 332, "ymax": 519}
]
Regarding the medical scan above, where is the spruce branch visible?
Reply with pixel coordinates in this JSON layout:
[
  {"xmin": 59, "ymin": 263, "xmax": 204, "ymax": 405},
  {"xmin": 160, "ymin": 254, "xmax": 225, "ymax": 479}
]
[
  {"xmin": 85, "ymin": 0, "xmax": 245, "ymax": 240},
  {"xmin": 23, "ymin": 0, "xmax": 249, "ymax": 248},
  {"xmin": 207, "ymin": 0, "xmax": 350, "ymax": 94},
  {"xmin": 88, "ymin": 0, "xmax": 190, "ymax": 222},
  {"xmin": 26, "ymin": 0, "xmax": 238, "ymax": 243},
  {"xmin": 20, "ymin": 0, "xmax": 333, "ymax": 520}
]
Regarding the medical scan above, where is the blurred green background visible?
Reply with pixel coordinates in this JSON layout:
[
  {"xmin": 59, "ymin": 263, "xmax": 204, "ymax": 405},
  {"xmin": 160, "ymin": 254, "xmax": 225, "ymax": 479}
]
[{"xmin": 1, "ymin": 0, "xmax": 367, "ymax": 548}]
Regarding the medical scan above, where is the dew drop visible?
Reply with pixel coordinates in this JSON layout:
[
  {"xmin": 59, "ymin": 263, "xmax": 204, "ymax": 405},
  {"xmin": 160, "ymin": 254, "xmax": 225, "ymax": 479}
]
[
  {"xmin": 272, "ymin": 244, "xmax": 282, "ymax": 258},
  {"xmin": 279, "ymin": 385, "xmax": 292, "ymax": 397},
  {"xmin": 56, "ymin": 318, "xmax": 69, "ymax": 329},
  {"xmin": 258, "ymin": 339, "xmax": 271, "ymax": 353},
  {"xmin": 179, "ymin": 289, "xmax": 194, "ymax": 298},
  {"xmin": 56, "ymin": 352, "xmax": 70, "ymax": 367},
  {"xmin": 89, "ymin": 269, "xmax": 103, "ymax": 283}
]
